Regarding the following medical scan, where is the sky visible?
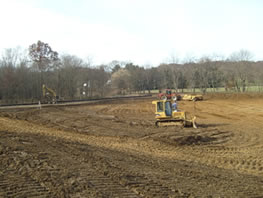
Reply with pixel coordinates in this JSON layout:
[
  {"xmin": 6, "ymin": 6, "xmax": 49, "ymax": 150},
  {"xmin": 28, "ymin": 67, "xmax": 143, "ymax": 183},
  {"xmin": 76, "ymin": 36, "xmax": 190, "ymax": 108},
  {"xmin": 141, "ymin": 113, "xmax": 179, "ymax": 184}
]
[{"xmin": 0, "ymin": 0, "xmax": 262, "ymax": 65}]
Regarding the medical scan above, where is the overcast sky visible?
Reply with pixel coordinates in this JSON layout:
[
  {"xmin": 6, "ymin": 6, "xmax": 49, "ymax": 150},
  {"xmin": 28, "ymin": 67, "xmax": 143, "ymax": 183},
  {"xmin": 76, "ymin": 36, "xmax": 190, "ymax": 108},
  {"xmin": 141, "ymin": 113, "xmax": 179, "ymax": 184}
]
[{"xmin": 0, "ymin": 0, "xmax": 262, "ymax": 65}]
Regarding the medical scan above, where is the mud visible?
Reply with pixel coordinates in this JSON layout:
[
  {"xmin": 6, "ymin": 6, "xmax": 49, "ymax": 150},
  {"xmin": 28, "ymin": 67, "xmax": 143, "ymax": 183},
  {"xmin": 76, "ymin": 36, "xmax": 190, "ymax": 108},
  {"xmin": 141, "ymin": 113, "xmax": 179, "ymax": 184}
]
[{"xmin": 1, "ymin": 95, "xmax": 263, "ymax": 197}]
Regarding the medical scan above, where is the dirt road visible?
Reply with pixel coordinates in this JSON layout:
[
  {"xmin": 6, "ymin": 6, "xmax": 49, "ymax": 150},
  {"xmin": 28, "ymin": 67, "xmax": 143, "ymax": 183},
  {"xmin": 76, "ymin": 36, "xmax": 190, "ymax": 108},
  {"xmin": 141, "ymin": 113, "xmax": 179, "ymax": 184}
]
[{"xmin": 1, "ymin": 95, "xmax": 263, "ymax": 197}]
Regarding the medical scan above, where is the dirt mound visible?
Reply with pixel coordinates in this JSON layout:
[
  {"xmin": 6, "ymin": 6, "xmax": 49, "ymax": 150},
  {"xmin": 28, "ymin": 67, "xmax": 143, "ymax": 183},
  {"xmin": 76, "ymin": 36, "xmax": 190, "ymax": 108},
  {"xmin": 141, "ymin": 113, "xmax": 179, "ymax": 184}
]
[{"xmin": 175, "ymin": 135, "xmax": 217, "ymax": 145}]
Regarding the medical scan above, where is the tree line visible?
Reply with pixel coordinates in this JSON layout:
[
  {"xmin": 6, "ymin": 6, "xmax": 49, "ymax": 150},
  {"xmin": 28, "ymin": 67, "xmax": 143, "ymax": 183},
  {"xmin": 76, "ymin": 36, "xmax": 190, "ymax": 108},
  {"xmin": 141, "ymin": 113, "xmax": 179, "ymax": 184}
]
[
  {"xmin": 111, "ymin": 50, "xmax": 263, "ymax": 94},
  {"xmin": 0, "ymin": 41, "xmax": 263, "ymax": 104}
]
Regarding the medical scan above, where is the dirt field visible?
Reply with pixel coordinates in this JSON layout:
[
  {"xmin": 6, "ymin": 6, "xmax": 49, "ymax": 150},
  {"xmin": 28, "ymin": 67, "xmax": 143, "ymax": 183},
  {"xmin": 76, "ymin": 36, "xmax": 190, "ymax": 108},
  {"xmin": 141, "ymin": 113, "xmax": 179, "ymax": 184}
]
[{"xmin": 1, "ymin": 94, "xmax": 263, "ymax": 197}]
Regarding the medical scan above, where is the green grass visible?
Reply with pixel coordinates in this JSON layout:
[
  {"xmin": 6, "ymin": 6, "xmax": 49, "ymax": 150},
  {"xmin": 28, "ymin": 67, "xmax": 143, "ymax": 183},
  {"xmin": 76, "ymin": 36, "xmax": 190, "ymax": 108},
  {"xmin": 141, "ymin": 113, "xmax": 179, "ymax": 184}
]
[{"xmin": 141, "ymin": 86, "xmax": 263, "ymax": 94}]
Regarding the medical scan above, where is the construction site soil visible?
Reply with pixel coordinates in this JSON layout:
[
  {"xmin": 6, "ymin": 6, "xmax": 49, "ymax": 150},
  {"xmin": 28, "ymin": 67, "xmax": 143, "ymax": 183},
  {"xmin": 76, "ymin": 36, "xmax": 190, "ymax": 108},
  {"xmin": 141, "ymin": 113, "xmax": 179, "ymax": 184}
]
[{"xmin": 1, "ymin": 94, "xmax": 263, "ymax": 197}]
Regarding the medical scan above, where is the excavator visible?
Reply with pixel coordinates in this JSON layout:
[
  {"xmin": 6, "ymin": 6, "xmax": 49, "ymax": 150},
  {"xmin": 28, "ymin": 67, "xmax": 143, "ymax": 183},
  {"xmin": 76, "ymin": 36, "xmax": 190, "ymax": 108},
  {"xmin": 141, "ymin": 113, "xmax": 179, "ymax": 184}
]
[
  {"xmin": 42, "ymin": 84, "xmax": 58, "ymax": 104},
  {"xmin": 152, "ymin": 99, "xmax": 197, "ymax": 128}
]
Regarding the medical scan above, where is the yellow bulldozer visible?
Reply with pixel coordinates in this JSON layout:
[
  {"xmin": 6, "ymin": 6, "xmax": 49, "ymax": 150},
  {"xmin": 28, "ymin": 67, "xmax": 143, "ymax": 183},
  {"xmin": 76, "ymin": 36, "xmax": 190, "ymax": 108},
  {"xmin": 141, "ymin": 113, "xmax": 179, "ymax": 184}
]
[{"xmin": 152, "ymin": 99, "xmax": 197, "ymax": 128}]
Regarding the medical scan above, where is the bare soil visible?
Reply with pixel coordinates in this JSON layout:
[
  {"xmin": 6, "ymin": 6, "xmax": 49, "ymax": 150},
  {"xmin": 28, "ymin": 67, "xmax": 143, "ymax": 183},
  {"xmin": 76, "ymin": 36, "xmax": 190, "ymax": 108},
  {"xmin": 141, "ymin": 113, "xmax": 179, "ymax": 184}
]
[{"xmin": 1, "ymin": 95, "xmax": 263, "ymax": 197}]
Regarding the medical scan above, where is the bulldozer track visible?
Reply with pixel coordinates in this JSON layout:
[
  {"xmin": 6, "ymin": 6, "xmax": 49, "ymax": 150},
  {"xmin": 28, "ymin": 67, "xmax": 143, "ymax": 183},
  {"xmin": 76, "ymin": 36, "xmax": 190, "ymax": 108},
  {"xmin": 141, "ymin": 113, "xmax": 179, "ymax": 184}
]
[
  {"xmin": 42, "ymin": 138, "xmax": 186, "ymax": 198},
  {"xmin": 1, "ymin": 130, "xmax": 188, "ymax": 198},
  {"xmin": 0, "ymin": 131, "xmax": 140, "ymax": 198},
  {"xmin": 1, "ymin": 115, "xmax": 263, "ymax": 178},
  {"xmin": 0, "ymin": 169, "xmax": 51, "ymax": 198},
  {"xmin": 1, "ymin": 114, "xmax": 262, "ymax": 176}
]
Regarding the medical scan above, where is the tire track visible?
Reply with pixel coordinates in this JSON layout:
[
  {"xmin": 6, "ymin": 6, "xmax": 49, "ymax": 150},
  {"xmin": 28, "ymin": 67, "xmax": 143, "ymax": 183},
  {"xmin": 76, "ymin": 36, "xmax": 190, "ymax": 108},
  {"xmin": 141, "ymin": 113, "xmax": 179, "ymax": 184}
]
[
  {"xmin": 1, "ymin": 116, "xmax": 263, "ymax": 177},
  {"xmin": 0, "ymin": 170, "xmax": 51, "ymax": 198},
  {"xmin": 0, "ymin": 132, "xmax": 141, "ymax": 198},
  {"xmin": 40, "ymin": 138, "xmax": 187, "ymax": 198}
]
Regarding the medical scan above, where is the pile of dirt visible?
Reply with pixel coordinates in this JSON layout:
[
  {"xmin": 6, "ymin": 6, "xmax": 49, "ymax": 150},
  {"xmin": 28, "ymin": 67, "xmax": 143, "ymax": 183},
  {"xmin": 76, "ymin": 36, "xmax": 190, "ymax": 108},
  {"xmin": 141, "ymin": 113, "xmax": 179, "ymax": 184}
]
[{"xmin": 175, "ymin": 135, "xmax": 217, "ymax": 146}]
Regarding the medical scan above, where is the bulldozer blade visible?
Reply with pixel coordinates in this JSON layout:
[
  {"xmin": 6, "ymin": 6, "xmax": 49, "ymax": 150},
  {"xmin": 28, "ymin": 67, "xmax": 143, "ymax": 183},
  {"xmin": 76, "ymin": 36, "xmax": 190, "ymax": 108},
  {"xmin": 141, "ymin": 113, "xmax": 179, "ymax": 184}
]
[
  {"xmin": 192, "ymin": 116, "xmax": 197, "ymax": 129},
  {"xmin": 184, "ymin": 116, "xmax": 197, "ymax": 128}
]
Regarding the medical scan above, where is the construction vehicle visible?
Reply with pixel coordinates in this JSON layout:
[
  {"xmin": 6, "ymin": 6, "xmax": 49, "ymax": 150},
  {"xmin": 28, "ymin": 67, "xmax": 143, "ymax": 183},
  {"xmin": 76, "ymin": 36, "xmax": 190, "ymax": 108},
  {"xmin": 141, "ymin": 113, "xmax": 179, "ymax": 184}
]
[
  {"xmin": 42, "ymin": 84, "xmax": 58, "ymax": 104},
  {"xmin": 180, "ymin": 94, "xmax": 203, "ymax": 101},
  {"xmin": 152, "ymin": 99, "xmax": 197, "ymax": 128},
  {"xmin": 158, "ymin": 89, "xmax": 180, "ymax": 100}
]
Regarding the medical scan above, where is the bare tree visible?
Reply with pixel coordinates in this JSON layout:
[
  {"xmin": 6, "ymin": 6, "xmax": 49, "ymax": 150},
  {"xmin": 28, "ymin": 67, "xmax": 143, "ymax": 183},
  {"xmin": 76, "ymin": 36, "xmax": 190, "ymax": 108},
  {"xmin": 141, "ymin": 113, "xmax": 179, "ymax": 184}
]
[
  {"xmin": 29, "ymin": 40, "xmax": 59, "ymax": 71},
  {"xmin": 228, "ymin": 49, "xmax": 254, "ymax": 92},
  {"xmin": 28, "ymin": 41, "xmax": 59, "ymax": 100},
  {"xmin": 111, "ymin": 68, "xmax": 131, "ymax": 94},
  {"xmin": 229, "ymin": 49, "xmax": 253, "ymax": 62},
  {"xmin": 93, "ymin": 65, "xmax": 110, "ymax": 97},
  {"xmin": 0, "ymin": 48, "xmax": 31, "ymax": 103},
  {"xmin": 59, "ymin": 54, "xmax": 83, "ymax": 99}
]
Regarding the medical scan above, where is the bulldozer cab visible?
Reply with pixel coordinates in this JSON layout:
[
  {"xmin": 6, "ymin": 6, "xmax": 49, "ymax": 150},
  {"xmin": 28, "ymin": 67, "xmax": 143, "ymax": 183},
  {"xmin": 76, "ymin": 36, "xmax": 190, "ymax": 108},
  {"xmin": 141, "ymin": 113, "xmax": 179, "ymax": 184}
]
[
  {"xmin": 153, "ymin": 100, "xmax": 173, "ymax": 117},
  {"xmin": 164, "ymin": 101, "xmax": 172, "ymax": 116},
  {"xmin": 166, "ymin": 89, "xmax": 172, "ymax": 95}
]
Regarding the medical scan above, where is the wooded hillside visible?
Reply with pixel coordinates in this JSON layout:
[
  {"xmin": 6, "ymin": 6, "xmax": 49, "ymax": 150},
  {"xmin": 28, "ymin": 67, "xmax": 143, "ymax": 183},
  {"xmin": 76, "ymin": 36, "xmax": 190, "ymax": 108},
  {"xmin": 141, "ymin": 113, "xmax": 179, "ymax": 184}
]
[{"xmin": 1, "ymin": 42, "xmax": 263, "ymax": 104}]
